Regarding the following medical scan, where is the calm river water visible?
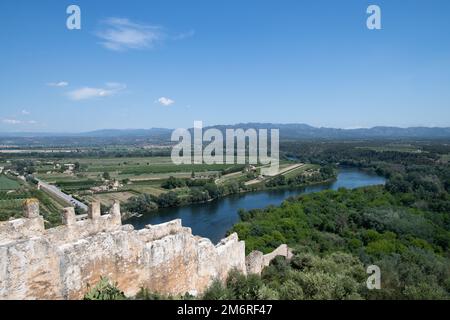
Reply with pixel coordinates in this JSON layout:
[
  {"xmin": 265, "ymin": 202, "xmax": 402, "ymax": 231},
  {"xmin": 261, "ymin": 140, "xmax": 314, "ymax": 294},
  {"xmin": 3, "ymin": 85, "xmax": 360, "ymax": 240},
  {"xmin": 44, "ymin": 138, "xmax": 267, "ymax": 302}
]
[{"xmin": 128, "ymin": 168, "xmax": 386, "ymax": 244}]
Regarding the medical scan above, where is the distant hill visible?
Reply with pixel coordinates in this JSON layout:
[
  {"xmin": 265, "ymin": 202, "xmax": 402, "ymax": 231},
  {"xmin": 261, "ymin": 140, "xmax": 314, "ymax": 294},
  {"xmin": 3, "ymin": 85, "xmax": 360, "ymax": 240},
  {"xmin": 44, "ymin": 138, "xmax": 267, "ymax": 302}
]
[
  {"xmin": 77, "ymin": 128, "xmax": 173, "ymax": 138},
  {"xmin": 201, "ymin": 123, "xmax": 450, "ymax": 139},
  {"xmin": 0, "ymin": 128, "xmax": 173, "ymax": 138},
  {"xmin": 1, "ymin": 124, "xmax": 450, "ymax": 140}
]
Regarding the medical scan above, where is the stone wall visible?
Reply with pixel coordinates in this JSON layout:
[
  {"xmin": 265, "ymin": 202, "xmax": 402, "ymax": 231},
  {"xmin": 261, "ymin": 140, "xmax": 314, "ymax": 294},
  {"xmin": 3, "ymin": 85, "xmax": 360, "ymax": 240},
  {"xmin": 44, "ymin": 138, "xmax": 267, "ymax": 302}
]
[
  {"xmin": 246, "ymin": 244, "xmax": 294, "ymax": 275},
  {"xmin": 0, "ymin": 199, "xmax": 291, "ymax": 300},
  {"xmin": 0, "ymin": 200, "xmax": 246, "ymax": 299}
]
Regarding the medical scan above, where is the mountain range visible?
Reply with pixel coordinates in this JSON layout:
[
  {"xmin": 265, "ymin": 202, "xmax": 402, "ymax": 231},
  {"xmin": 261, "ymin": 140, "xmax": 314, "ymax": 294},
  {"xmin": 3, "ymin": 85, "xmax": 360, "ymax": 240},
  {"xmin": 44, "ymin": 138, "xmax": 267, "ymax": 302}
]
[{"xmin": 1, "ymin": 124, "xmax": 450, "ymax": 140}]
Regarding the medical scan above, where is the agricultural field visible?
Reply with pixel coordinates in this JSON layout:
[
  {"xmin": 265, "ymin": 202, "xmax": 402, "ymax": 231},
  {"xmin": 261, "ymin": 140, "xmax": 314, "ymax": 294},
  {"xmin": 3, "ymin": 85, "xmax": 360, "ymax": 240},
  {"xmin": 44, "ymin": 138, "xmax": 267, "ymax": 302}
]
[
  {"xmin": 356, "ymin": 144, "xmax": 424, "ymax": 153},
  {"xmin": 83, "ymin": 191, "xmax": 140, "ymax": 207},
  {"xmin": 0, "ymin": 151, "xmax": 321, "ymax": 220},
  {"xmin": 440, "ymin": 154, "xmax": 450, "ymax": 163},
  {"xmin": 127, "ymin": 183, "xmax": 166, "ymax": 197},
  {"xmin": 25, "ymin": 155, "xmax": 249, "ymax": 208},
  {"xmin": 0, "ymin": 175, "xmax": 20, "ymax": 190},
  {"xmin": 0, "ymin": 185, "xmax": 66, "ymax": 225}
]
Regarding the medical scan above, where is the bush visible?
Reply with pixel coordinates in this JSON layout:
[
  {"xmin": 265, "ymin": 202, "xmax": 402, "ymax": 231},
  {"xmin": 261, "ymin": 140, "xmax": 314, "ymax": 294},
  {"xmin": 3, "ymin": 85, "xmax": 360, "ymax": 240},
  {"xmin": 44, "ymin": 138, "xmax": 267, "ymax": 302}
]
[
  {"xmin": 84, "ymin": 277, "xmax": 126, "ymax": 300},
  {"xmin": 161, "ymin": 176, "xmax": 186, "ymax": 189},
  {"xmin": 202, "ymin": 280, "xmax": 232, "ymax": 300},
  {"xmin": 124, "ymin": 194, "xmax": 158, "ymax": 214}
]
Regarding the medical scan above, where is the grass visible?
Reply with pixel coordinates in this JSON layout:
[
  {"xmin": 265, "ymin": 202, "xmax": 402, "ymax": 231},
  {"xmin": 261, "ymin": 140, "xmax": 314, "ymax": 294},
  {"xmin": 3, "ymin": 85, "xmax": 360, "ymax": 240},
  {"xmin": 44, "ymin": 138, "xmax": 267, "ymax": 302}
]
[
  {"xmin": 84, "ymin": 191, "xmax": 139, "ymax": 206},
  {"xmin": 0, "ymin": 186, "xmax": 65, "ymax": 225},
  {"xmin": 216, "ymin": 171, "xmax": 246, "ymax": 185},
  {"xmin": 34, "ymin": 156, "xmax": 233, "ymax": 185},
  {"xmin": 356, "ymin": 144, "xmax": 423, "ymax": 153},
  {"xmin": 119, "ymin": 172, "xmax": 193, "ymax": 181},
  {"xmin": 130, "ymin": 185, "xmax": 166, "ymax": 196},
  {"xmin": 440, "ymin": 154, "xmax": 450, "ymax": 163},
  {"xmin": 119, "ymin": 163, "xmax": 234, "ymax": 175},
  {"xmin": 0, "ymin": 175, "xmax": 20, "ymax": 190},
  {"xmin": 0, "ymin": 199, "xmax": 24, "ymax": 220}
]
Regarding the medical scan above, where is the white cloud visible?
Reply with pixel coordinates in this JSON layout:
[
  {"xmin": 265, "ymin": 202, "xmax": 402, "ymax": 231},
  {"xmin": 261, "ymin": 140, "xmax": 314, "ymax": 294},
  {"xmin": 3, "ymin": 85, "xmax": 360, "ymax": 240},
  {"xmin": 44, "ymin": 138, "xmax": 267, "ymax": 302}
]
[
  {"xmin": 157, "ymin": 97, "xmax": 175, "ymax": 106},
  {"xmin": 21, "ymin": 110, "xmax": 31, "ymax": 115},
  {"xmin": 2, "ymin": 119, "xmax": 37, "ymax": 125},
  {"xmin": 67, "ymin": 83, "xmax": 126, "ymax": 101},
  {"xmin": 96, "ymin": 18, "xmax": 165, "ymax": 51},
  {"xmin": 48, "ymin": 81, "xmax": 69, "ymax": 87},
  {"xmin": 2, "ymin": 119, "xmax": 22, "ymax": 125}
]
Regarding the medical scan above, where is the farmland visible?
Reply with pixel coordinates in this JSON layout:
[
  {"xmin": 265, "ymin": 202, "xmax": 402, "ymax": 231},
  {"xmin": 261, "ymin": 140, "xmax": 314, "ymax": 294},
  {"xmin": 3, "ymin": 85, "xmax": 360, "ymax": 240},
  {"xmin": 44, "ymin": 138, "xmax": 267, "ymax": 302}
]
[
  {"xmin": 440, "ymin": 154, "xmax": 450, "ymax": 163},
  {"xmin": 0, "ymin": 184, "xmax": 66, "ymax": 225},
  {"xmin": 355, "ymin": 144, "xmax": 424, "ymax": 153},
  {"xmin": 0, "ymin": 175, "xmax": 20, "ymax": 190},
  {"xmin": 0, "ymin": 148, "xmax": 329, "ymax": 221}
]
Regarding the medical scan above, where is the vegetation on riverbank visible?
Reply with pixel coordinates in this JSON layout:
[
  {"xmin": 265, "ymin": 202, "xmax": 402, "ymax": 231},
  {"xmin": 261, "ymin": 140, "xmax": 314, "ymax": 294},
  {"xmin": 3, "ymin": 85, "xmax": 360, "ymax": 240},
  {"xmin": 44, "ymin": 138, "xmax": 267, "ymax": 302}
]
[
  {"xmin": 226, "ymin": 142, "xmax": 450, "ymax": 299},
  {"xmin": 122, "ymin": 165, "xmax": 336, "ymax": 216}
]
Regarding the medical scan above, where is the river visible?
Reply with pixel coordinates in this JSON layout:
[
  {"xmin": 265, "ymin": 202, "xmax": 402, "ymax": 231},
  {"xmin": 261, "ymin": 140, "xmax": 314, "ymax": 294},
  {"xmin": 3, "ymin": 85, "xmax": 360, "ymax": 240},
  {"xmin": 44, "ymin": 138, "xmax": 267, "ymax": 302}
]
[{"xmin": 128, "ymin": 168, "xmax": 386, "ymax": 244}]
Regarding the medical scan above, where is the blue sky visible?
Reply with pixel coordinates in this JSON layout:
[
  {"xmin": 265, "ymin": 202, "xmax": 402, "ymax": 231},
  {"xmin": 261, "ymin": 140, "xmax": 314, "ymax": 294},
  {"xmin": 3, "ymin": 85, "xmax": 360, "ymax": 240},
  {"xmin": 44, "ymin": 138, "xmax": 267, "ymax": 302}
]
[{"xmin": 1, "ymin": 0, "xmax": 450, "ymax": 132}]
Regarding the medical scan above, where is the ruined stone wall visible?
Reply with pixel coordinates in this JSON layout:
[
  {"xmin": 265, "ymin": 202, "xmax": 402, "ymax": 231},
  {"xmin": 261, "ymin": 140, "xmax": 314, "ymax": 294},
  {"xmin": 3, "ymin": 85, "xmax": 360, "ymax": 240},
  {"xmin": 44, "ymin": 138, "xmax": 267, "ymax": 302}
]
[
  {"xmin": 0, "ymin": 199, "xmax": 291, "ymax": 300},
  {"xmin": 245, "ymin": 244, "xmax": 294, "ymax": 275},
  {"xmin": 0, "ymin": 200, "xmax": 246, "ymax": 299}
]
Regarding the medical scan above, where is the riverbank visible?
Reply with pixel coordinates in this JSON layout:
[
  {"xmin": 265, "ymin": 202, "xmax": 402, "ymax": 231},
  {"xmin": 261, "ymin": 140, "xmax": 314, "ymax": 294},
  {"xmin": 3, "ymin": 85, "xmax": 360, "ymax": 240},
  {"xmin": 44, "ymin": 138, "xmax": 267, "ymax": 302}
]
[
  {"xmin": 127, "ymin": 168, "xmax": 386, "ymax": 243},
  {"xmin": 122, "ymin": 166, "xmax": 337, "ymax": 222}
]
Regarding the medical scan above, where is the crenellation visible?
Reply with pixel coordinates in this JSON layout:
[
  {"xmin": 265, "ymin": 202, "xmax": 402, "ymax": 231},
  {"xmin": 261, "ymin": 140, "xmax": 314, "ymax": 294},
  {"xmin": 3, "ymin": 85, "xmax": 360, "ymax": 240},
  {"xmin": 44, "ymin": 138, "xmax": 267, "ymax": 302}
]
[
  {"xmin": 87, "ymin": 201, "xmax": 101, "ymax": 220},
  {"xmin": 23, "ymin": 199, "xmax": 40, "ymax": 219},
  {"xmin": 0, "ymin": 199, "xmax": 46, "ymax": 244},
  {"xmin": 62, "ymin": 207, "xmax": 76, "ymax": 226},
  {"xmin": 110, "ymin": 200, "xmax": 121, "ymax": 217},
  {"xmin": 0, "ymin": 199, "xmax": 291, "ymax": 299}
]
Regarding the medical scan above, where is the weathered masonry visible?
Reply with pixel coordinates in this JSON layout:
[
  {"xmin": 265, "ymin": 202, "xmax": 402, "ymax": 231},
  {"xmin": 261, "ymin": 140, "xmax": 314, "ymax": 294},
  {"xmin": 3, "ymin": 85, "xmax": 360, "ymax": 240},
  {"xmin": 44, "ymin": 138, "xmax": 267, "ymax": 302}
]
[{"xmin": 0, "ymin": 199, "xmax": 291, "ymax": 300}]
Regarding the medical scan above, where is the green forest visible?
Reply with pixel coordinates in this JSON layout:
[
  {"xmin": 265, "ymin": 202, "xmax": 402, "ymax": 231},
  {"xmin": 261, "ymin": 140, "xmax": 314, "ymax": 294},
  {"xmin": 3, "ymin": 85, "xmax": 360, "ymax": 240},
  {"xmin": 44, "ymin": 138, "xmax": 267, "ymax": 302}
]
[{"xmin": 224, "ymin": 141, "xmax": 450, "ymax": 299}]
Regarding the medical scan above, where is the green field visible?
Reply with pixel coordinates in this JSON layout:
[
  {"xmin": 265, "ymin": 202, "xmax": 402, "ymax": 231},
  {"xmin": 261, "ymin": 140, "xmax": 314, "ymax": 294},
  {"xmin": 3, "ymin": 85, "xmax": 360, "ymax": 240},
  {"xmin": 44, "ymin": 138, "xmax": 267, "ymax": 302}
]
[
  {"xmin": 440, "ymin": 154, "xmax": 450, "ymax": 163},
  {"xmin": 356, "ymin": 144, "xmax": 423, "ymax": 153},
  {"xmin": 1, "ymin": 153, "xmax": 315, "ymax": 221},
  {"xmin": 0, "ymin": 175, "xmax": 20, "ymax": 190},
  {"xmin": 84, "ymin": 191, "xmax": 140, "ymax": 207}
]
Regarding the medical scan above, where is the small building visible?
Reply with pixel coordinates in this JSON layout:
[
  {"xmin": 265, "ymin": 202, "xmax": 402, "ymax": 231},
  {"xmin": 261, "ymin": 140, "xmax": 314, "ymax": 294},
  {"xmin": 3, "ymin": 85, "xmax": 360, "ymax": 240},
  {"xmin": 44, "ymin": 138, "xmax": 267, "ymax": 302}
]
[{"xmin": 64, "ymin": 164, "xmax": 76, "ymax": 171}]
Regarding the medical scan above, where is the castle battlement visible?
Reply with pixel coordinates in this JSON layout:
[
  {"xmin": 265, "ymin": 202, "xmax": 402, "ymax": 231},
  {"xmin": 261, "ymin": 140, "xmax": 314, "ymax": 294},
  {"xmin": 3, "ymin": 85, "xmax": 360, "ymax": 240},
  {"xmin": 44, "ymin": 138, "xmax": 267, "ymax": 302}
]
[
  {"xmin": 0, "ymin": 199, "xmax": 291, "ymax": 300},
  {"xmin": 0, "ymin": 199, "xmax": 122, "ymax": 246}
]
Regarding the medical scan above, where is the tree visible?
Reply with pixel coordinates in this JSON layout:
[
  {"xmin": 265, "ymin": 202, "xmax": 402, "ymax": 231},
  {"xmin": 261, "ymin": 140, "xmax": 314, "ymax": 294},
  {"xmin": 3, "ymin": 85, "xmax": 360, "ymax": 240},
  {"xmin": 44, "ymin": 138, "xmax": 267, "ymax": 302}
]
[
  {"xmin": 162, "ymin": 176, "xmax": 186, "ymax": 189},
  {"xmin": 204, "ymin": 183, "xmax": 220, "ymax": 199},
  {"xmin": 202, "ymin": 280, "xmax": 232, "ymax": 300},
  {"xmin": 157, "ymin": 191, "xmax": 180, "ymax": 208},
  {"xmin": 124, "ymin": 194, "xmax": 158, "ymax": 214}
]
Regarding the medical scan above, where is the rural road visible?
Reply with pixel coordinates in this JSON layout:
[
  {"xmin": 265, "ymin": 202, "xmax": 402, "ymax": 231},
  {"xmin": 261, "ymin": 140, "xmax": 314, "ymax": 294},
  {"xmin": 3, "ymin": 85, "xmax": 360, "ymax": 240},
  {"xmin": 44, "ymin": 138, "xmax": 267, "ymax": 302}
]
[{"xmin": 35, "ymin": 178, "xmax": 88, "ymax": 211}]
